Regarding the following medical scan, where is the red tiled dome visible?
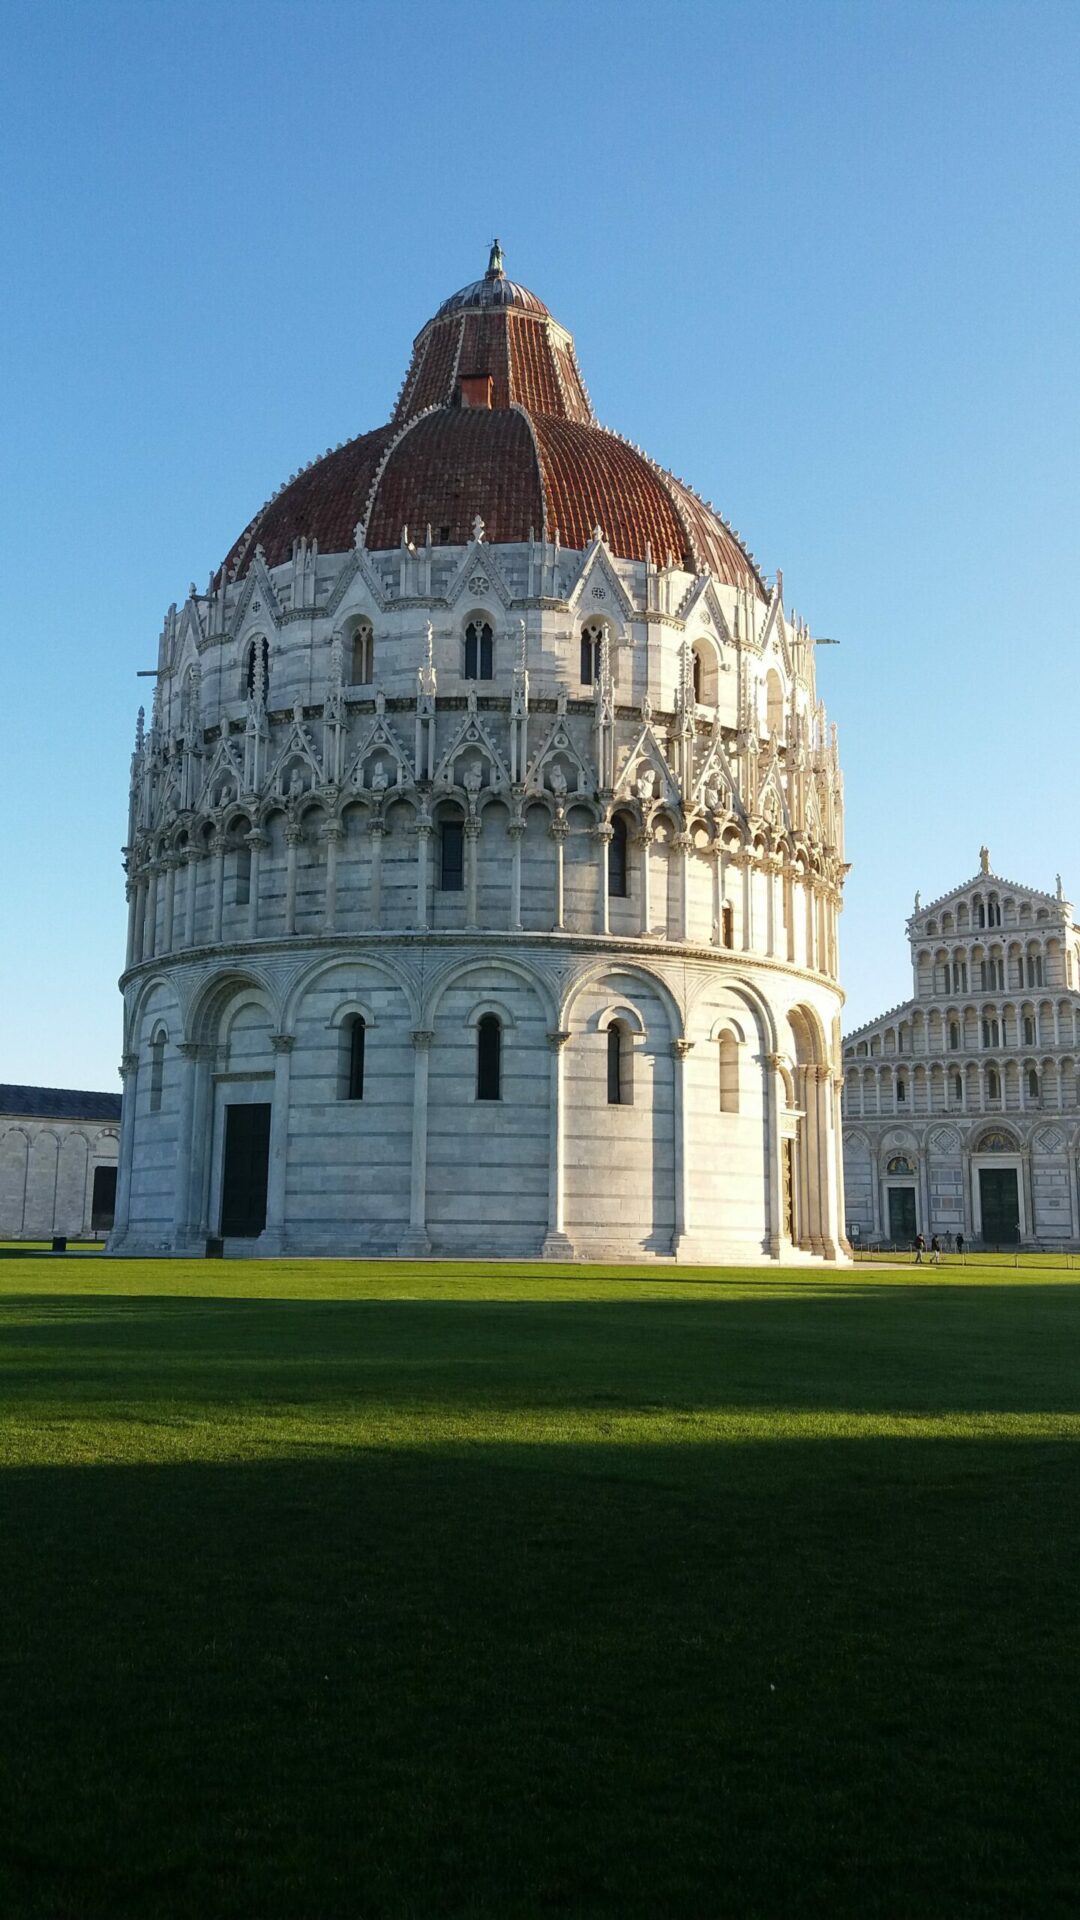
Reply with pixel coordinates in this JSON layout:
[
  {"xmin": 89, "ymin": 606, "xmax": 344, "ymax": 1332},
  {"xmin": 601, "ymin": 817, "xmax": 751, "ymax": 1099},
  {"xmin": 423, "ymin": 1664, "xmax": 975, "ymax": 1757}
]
[{"xmin": 222, "ymin": 254, "xmax": 767, "ymax": 596}]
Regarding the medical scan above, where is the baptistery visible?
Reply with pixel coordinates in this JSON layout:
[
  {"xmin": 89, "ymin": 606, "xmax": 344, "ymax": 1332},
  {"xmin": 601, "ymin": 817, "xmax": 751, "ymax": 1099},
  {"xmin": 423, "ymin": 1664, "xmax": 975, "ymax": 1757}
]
[{"xmin": 113, "ymin": 244, "xmax": 849, "ymax": 1261}]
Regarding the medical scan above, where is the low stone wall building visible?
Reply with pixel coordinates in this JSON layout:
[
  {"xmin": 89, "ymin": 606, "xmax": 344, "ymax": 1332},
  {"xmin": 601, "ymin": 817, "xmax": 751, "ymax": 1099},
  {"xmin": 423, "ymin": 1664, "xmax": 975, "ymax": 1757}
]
[
  {"xmin": 0, "ymin": 1087, "xmax": 121, "ymax": 1239},
  {"xmin": 842, "ymin": 855, "xmax": 1080, "ymax": 1247}
]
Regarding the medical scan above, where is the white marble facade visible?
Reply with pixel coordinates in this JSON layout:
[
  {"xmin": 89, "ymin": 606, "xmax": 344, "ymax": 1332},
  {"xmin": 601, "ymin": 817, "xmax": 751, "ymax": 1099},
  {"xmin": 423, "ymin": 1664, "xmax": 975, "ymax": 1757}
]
[
  {"xmin": 111, "ymin": 265, "xmax": 848, "ymax": 1262},
  {"xmin": 0, "ymin": 1089, "xmax": 120, "ymax": 1239},
  {"xmin": 842, "ymin": 854, "xmax": 1080, "ymax": 1246}
]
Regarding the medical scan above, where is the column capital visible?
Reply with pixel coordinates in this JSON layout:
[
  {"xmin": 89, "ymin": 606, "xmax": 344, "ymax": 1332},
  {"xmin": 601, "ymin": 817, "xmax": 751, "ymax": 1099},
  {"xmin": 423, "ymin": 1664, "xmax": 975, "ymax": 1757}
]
[
  {"xmin": 368, "ymin": 817, "xmax": 386, "ymax": 839},
  {"xmin": 594, "ymin": 823, "xmax": 614, "ymax": 844},
  {"xmin": 209, "ymin": 832, "xmax": 228, "ymax": 856},
  {"xmin": 546, "ymin": 1029, "xmax": 571, "ymax": 1051},
  {"xmin": 177, "ymin": 1041, "xmax": 204, "ymax": 1062},
  {"xmin": 464, "ymin": 817, "xmax": 482, "ymax": 839},
  {"xmin": 184, "ymin": 845, "xmax": 202, "ymax": 866},
  {"xmin": 765, "ymin": 1050, "xmax": 787, "ymax": 1072},
  {"xmin": 271, "ymin": 1033, "xmax": 295, "ymax": 1054},
  {"xmin": 632, "ymin": 829, "xmax": 654, "ymax": 849},
  {"xmin": 244, "ymin": 828, "xmax": 269, "ymax": 850},
  {"xmin": 119, "ymin": 1052, "xmax": 139, "ymax": 1080},
  {"xmin": 285, "ymin": 824, "xmax": 305, "ymax": 848},
  {"xmin": 507, "ymin": 819, "xmax": 526, "ymax": 841},
  {"xmin": 670, "ymin": 1038, "xmax": 694, "ymax": 1060},
  {"xmin": 319, "ymin": 822, "xmax": 345, "ymax": 845},
  {"xmin": 411, "ymin": 1028, "xmax": 434, "ymax": 1050},
  {"xmin": 672, "ymin": 833, "xmax": 693, "ymax": 855},
  {"xmin": 549, "ymin": 818, "xmax": 569, "ymax": 842}
]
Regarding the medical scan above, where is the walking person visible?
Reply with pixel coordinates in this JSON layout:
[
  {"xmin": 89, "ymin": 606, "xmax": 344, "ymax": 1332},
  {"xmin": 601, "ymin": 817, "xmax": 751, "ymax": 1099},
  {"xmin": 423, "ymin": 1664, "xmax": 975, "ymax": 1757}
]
[
  {"xmin": 930, "ymin": 1235, "xmax": 942, "ymax": 1265},
  {"xmin": 955, "ymin": 1231, "xmax": 964, "ymax": 1258},
  {"xmin": 913, "ymin": 1233, "xmax": 926, "ymax": 1265}
]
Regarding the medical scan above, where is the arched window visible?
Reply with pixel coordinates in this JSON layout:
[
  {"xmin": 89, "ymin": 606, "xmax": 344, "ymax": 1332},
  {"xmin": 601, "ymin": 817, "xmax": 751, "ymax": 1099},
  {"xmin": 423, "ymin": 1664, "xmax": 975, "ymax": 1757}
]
[
  {"xmin": 952, "ymin": 1072, "xmax": 963, "ymax": 1102},
  {"xmin": 982, "ymin": 1017, "xmax": 1000, "ymax": 1049},
  {"xmin": 765, "ymin": 669, "xmax": 784, "ymax": 736},
  {"xmin": 718, "ymin": 1031, "xmax": 739, "ymax": 1113},
  {"xmin": 721, "ymin": 902, "xmax": 734, "ymax": 949},
  {"xmin": 607, "ymin": 1022, "xmax": 631, "ymax": 1106},
  {"xmin": 987, "ymin": 1067, "xmax": 1001, "ymax": 1101},
  {"xmin": 692, "ymin": 651, "xmax": 703, "ymax": 702},
  {"xmin": 342, "ymin": 1017, "xmax": 365, "ymax": 1101},
  {"xmin": 477, "ymin": 1014, "xmax": 501, "ymax": 1100},
  {"xmin": 949, "ymin": 1022, "xmax": 960, "ymax": 1051},
  {"xmin": 149, "ymin": 1033, "xmax": 165, "ymax": 1114},
  {"xmin": 580, "ymin": 621, "xmax": 605, "ymax": 686},
  {"xmin": 235, "ymin": 846, "xmax": 251, "ymax": 907},
  {"xmin": 1027, "ymin": 1068, "xmax": 1040, "ymax": 1101},
  {"xmin": 608, "ymin": 815, "xmax": 628, "ymax": 898},
  {"xmin": 896, "ymin": 1076, "xmax": 907, "ymax": 1104},
  {"xmin": 1027, "ymin": 953, "xmax": 1043, "ymax": 987},
  {"xmin": 245, "ymin": 636, "xmax": 269, "ymax": 699},
  {"xmin": 440, "ymin": 819, "xmax": 464, "ymax": 892},
  {"xmin": 1023, "ymin": 1014, "xmax": 1036, "ymax": 1046},
  {"xmin": 988, "ymin": 896, "xmax": 1001, "ymax": 927},
  {"xmin": 350, "ymin": 621, "xmax": 374, "ymax": 685},
  {"xmin": 464, "ymin": 619, "xmax": 493, "ymax": 680}
]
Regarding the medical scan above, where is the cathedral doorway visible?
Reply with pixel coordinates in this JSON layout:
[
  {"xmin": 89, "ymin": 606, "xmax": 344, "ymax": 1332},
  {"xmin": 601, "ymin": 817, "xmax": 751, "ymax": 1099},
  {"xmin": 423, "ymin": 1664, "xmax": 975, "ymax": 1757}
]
[
  {"xmin": 220, "ymin": 1103, "xmax": 271, "ymax": 1237},
  {"xmin": 978, "ymin": 1167, "xmax": 1019, "ymax": 1246},
  {"xmin": 887, "ymin": 1186, "xmax": 917, "ymax": 1242}
]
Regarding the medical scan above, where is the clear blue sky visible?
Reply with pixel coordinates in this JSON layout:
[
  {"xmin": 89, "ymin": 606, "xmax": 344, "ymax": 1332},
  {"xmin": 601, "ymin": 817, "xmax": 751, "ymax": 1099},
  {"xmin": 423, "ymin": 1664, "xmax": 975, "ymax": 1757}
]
[{"xmin": 2, "ymin": 0, "xmax": 1078, "ymax": 1088}]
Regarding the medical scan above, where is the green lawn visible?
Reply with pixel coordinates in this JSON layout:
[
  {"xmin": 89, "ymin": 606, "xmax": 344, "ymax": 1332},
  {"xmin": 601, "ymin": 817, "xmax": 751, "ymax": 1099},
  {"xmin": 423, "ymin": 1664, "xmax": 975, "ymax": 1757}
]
[{"xmin": 1, "ymin": 1259, "xmax": 1077, "ymax": 1919}]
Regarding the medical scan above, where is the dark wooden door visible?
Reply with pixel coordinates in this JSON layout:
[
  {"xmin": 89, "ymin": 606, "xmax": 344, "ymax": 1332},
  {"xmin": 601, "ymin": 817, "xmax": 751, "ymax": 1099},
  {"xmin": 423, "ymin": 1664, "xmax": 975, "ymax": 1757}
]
[
  {"xmin": 888, "ymin": 1186, "xmax": 917, "ymax": 1242},
  {"xmin": 979, "ymin": 1167, "xmax": 1019, "ymax": 1245},
  {"xmin": 220, "ymin": 1103, "xmax": 271, "ymax": 1237}
]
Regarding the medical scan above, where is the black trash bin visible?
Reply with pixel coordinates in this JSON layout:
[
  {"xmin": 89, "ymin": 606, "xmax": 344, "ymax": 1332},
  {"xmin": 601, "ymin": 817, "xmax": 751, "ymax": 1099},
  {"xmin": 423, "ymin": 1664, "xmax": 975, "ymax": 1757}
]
[
  {"xmin": 51, "ymin": 1236, "xmax": 67, "ymax": 1253},
  {"xmin": 206, "ymin": 1236, "xmax": 225, "ymax": 1259}
]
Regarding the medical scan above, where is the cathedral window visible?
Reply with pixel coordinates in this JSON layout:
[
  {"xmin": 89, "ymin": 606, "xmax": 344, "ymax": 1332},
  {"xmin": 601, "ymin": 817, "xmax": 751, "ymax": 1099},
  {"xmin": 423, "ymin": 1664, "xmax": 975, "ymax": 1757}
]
[
  {"xmin": 988, "ymin": 896, "xmax": 1001, "ymax": 927},
  {"xmin": 440, "ymin": 820, "xmax": 465, "ymax": 892},
  {"xmin": 981, "ymin": 1017, "xmax": 1000, "ymax": 1049},
  {"xmin": 244, "ymin": 636, "xmax": 269, "ymax": 699},
  {"xmin": 952, "ymin": 1073, "xmax": 963, "ymax": 1103},
  {"xmin": 476, "ymin": 1014, "xmax": 501, "ymax": 1101},
  {"xmin": 606, "ymin": 1022, "xmax": 631, "ymax": 1106},
  {"xmin": 1027, "ymin": 1068, "xmax": 1040, "ymax": 1101},
  {"xmin": 949, "ymin": 1022, "xmax": 960, "ymax": 1051},
  {"xmin": 1023, "ymin": 1015, "xmax": 1036, "ymax": 1046},
  {"xmin": 718, "ymin": 1031, "xmax": 739, "ymax": 1113},
  {"xmin": 350, "ymin": 621, "xmax": 374, "ymax": 685},
  {"xmin": 1026, "ymin": 954, "xmax": 1043, "ymax": 987},
  {"xmin": 342, "ymin": 1017, "xmax": 366, "ymax": 1101},
  {"xmin": 149, "ymin": 1033, "xmax": 165, "ymax": 1114},
  {"xmin": 896, "ymin": 1077, "xmax": 907, "ymax": 1104},
  {"xmin": 987, "ymin": 1068, "xmax": 1001, "ymax": 1101},
  {"xmin": 464, "ymin": 619, "xmax": 493, "ymax": 681},
  {"xmin": 608, "ymin": 815, "xmax": 629, "ymax": 898},
  {"xmin": 580, "ymin": 622, "xmax": 605, "ymax": 686}
]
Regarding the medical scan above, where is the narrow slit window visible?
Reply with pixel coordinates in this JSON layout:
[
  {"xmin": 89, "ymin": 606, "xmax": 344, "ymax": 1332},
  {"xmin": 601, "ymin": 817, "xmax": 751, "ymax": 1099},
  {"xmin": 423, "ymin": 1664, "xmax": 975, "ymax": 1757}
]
[
  {"xmin": 440, "ymin": 820, "xmax": 464, "ymax": 892},
  {"xmin": 477, "ymin": 1015, "xmax": 501, "ymax": 1101},
  {"xmin": 608, "ymin": 815, "xmax": 628, "ymax": 898},
  {"xmin": 607, "ymin": 1023, "xmax": 625, "ymax": 1105},
  {"xmin": 149, "ymin": 1034, "xmax": 165, "ymax": 1114},
  {"xmin": 235, "ymin": 847, "xmax": 251, "ymax": 907},
  {"xmin": 344, "ymin": 1017, "xmax": 365, "ymax": 1101}
]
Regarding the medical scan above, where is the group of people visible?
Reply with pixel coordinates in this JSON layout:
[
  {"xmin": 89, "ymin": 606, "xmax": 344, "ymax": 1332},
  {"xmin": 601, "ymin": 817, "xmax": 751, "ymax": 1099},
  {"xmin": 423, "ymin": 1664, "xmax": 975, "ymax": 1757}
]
[{"xmin": 912, "ymin": 1232, "xmax": 964, "ymax": 1264}]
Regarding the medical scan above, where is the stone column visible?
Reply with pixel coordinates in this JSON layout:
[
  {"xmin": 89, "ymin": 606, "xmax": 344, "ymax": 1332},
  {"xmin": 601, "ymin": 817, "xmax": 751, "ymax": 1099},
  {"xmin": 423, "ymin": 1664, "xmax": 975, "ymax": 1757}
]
[
  {"xmin": 162, "ymin": 856, "xmax": 178, "ymax": 954},
  {"xmin": 670, "ymin": 1038, "xmax": 696, "ymax": 1258},
  {"xmin": 595, "ymin": 823, "xmax": 613, "ymax": 935},
  {"xmin": 369, "ymin": 819, "xmax": 384, "ymax": 928},
  {"xmin": 284, "ymin": 824, "xmax": 303, "ymax": 935},
  {"xmin": 465, "ymin": 818, "xmax": 481, "ymax": 930},
  {"xmin": 171, "ymin": 1042, "xmax": 201, "ymax": 1248},
  {"xmin": 210, "ymin": 834, "xmax": 227, "ymax": 945},
  {"xmin": 184, "ymin": 848, "xmax": 200, "ymax": 949},
  {"xmin": 635, "ymin": 829, "xmax": 653, "ymax": 935},
  {"xmin": 764, "ymin": 1051, "xmax": 787, "ymax": 1258},
  {"xmin": 125, "ymin": 882, "xmax": 138, "ymax": 969},
  {"xmin": 414, "ymin": 822, "xmax": 431, "ymax": 930},
  {"xmin": 143, "ymin": 863, "xmax": 159, "ymax": 960},
  {"xmin": 245, "ymin": 829, "xmax": 266, "ymax": 940},
  {"xmin": 400, "ymin": 1029, "xmax": 433, "ymax": 1255},
  {"xmin": 551, "ymin": 818, "xmax": 568, "ymax": 931},
  {"xmin": 108, "ymin": 1052, "xmax": 140, "ymax": 1247},
  {"xmin": 741, "ymin": 853, "xmax": 754, "ymax": 953},
  {"xmin": 712, "ymin": 847, "xmax": 723, "ymax": 946},
  {"xmin": 322, "ymin": 823, "xmax": 343, "ymax": 934},
  {"xmin": 815, "ymin": 1066, "xmax": 841, "ymax": 1259},
  {"xmin": 804, "ymin": 878, "xmax": 815, "ymax": 970},
  {"xmin": 261, "ymin": 1035, "xmax": 294, "ymax": 1251},
  {"xmin": 508, "ymin": 821, "xmax": 524, "ymax": 932},
  {"xmin": 673, "ymin": 833, "xmax": 692, "ymax": 942},
  {"xmin": 542, "ymin": 1029, "xmax": 574, "ymax": 1257}
]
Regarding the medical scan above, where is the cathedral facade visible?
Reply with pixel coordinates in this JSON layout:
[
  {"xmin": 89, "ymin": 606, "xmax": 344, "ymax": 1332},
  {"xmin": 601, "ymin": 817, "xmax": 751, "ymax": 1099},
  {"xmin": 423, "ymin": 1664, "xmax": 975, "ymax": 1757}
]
[
  {"xmin": 111, "ymin": 249, "xmax": 848, "ymax": 1262},
  {"xmin": 842, "ymin": 855, "xmax": 1080, "ymax": 1246}
]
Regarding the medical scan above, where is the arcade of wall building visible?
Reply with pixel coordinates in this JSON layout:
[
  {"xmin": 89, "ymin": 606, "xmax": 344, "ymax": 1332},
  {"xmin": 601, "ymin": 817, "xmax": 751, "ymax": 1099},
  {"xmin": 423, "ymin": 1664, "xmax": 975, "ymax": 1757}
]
[
  {"xmin": 842, "ymin": 862, "xmax": 1080, "ymax": 1245},
  {"xmin": 0, "ymin": 1089, "xmax": 120, "ymax": 1240}
]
